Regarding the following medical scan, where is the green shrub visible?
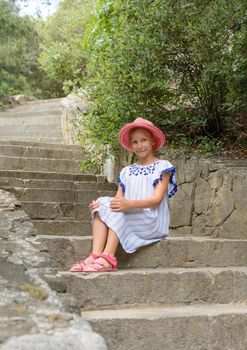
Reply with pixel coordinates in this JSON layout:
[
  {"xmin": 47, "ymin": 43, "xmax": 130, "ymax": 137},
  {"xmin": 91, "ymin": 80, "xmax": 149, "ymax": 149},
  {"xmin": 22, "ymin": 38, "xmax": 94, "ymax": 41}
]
[
  {"xmin": 0, "ymin": 0, "xmax": 60, "ymax": 103},
  {"xmin": 80, "ymin": 0, "xmax": 246, "ymax": 154}
]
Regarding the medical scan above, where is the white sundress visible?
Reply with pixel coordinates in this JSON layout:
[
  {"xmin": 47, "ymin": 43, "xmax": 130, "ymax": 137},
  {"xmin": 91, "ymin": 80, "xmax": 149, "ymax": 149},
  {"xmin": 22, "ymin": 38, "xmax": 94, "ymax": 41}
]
[{"xmin": 92, "ymin": 159, "xmax": 177, "ymax": 253}]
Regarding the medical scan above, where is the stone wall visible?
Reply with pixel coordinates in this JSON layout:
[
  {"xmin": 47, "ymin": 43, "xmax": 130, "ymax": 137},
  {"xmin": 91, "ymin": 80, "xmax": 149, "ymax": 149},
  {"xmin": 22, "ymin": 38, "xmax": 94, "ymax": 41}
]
[
  {"xmin": 60, "ymin": 94, "xmax": 90, "ymax": 145},
  {"xmin": 0, "ymin": 189, "xmax": 107, "ymax": 350},
  {"xmin": 169, "ymin": 156, "xmax": 247, "ymax": 239},
  {"xmin": 103, "ymin": 153, "xmax": 247, "ymax": 239}
]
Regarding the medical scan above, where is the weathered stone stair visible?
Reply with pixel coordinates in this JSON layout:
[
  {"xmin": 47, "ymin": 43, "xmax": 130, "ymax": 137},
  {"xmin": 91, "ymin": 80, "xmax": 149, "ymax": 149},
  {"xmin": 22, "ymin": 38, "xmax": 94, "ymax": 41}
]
[
  {"xmin": 0, "ymin": 140, "xmax": 115, "ymax": 237},
  {"xmin": 0, "ymin": 103, "xmax": 247, "ymax": 350},
  {"xmin": 0, "ymin": 99, "xmax": 64, "ymax": 143}
]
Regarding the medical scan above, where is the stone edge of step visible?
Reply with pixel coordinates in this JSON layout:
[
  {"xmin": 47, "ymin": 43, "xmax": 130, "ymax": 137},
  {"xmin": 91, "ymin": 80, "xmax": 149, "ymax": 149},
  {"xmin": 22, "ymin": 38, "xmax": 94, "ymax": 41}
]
[
  {"xmin": 2, "ymin": 186, "xmax": 115, "ymax": 194},
  {"xmin": 39, "ymin": 234, "xmax": 247, "ymax": 243},
  {"xmin": 59, "ymin": 266, "xmax": 247, "ymax": 276},
  {"xmin": 80, "ymin": 303, "xmax": 247, "ymax": 320},
  {"xmin": 0, "ymin": 139, "xmax": 84, "ymax": 150},
  {"xmin": 0, "ymin": 155, "xmax": 83, "ymax": 162},
  {"xmin": 0, "ymin": 109, "xmax": 62, "ymax": 118},
  {"xmin": 0, "ymin": 170, "xmax": 107, "ymax": 182}
]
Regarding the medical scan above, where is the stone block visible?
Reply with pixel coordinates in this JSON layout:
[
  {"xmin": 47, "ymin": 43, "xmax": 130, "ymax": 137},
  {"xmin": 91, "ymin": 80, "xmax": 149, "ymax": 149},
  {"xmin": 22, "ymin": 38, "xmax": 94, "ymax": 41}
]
[
  {"xmin": 40, "ymin": 235, "xmax": 247, "ymax": 271},
  {"xmin": 171, "ymin": 157, "xmax": 185, "ymax": 184},
  {"xmin": 218, "ymin": 209, "xmax": 247, "ymax": 239},
  {"xmin": 82, "ymin": 306, "xmax": 247, "ymax": 350},
  {"xmin": 32, "ymin": 219, "xmax": 91, "ymax": 236},
  {"xmin": 208, "ymin": 169, "xmax": 224, "ymax": 190},
  {"xmin": 39, "ymin": 236, "xmax": 92, "ymax": 270},
  {"xmin": 169, "ymin": 226, "xmax": 192, "ymax": 236},
  {"xmin": 61, "ymin": 267, "xmax": 247, "ymax": 309},
  {"xmin": 0, "ymin": 330, "xmax": 107, "ymax": 350},
  {"xmin": 0, "ymin": 156, "xmax": 82, "ymax": 173},
  {"xmin": 172, "ymin": 156, "xmax": 200, "ymax": 184},
  {"xmin": 208, "ymin": 173, "xmax": 234, "ymax": 226},
  {"xmin": 192, "ymin": 214, "xmax": 213, "ymax": 236},
  {"xmin": 194, "ymin": 178, "xmax": 211, "ymax": 214},
  {"xmin": 184, "ymin": 157, "xmax": 200, "ymax": 183},
  {"xmin": 170, "ymin": 183, "xmax": 194, "ymax": 227},
  {"xmin": 15, "ymin": 202, "xmax": 95, "ymax": 222},
  {"xmin": 199, "ymin": 159, "xmax": 210, "ymax": 180},
  {"xmin": 232, "ymin": 173, "xmax": 247, "ymax": 211},
  {"xmin": 22, "ymin": 202, "xmax": 58, "ymax": 220}
]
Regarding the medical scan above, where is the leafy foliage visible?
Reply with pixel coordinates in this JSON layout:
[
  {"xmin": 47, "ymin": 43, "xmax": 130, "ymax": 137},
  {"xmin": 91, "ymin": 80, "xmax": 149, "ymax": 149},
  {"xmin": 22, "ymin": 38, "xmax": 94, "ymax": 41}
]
[
  {"xmin": 38, "ymin": 0, "xmax": 95, "ymax": 95},
  {"xmin": 7, "ymin": 0, "xmax": 245, "ymax": 161},
  {"xmin": 81, "ymin": 0, "xmax": 246, "ymax": 153},
  {"xmin": 0, "ymin": 0, "xmax": 59, "ymax": 105},
  {"xmin": 0, "ymin": 0, "xmax": 35, "ymax": 99}
]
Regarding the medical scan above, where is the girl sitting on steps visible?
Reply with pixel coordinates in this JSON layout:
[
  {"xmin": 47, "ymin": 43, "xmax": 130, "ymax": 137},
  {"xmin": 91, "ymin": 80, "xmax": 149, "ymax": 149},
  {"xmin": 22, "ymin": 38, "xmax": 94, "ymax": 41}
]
[{"xmin": 69, "ymin": 117, "xmax": 177, "ymax": 273}]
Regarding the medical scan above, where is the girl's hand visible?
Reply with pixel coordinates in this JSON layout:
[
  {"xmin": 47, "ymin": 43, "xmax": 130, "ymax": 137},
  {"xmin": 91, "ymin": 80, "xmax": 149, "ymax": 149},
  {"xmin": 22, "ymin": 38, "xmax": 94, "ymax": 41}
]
[
  {"xmin": 89, "ymin": 200, "xmax": 100, "ymax": 213},
  {"xmin": 110, "ymin": 197, "xmax": 129, "ymax": 212}
]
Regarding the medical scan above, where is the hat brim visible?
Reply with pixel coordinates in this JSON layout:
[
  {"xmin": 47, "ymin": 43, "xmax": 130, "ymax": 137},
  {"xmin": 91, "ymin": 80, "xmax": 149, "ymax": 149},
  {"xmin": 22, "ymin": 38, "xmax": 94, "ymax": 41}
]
[{"xmin": 119, "ymin": 120, "xmax": 165, "ymax": 152}]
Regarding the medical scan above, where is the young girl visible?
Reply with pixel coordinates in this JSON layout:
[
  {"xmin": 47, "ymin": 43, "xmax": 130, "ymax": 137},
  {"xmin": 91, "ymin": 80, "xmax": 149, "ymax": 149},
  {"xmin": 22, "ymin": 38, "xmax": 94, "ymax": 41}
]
[{"xmin": 70, "ymin": 117, "xmax": 177, "ymax": 273}]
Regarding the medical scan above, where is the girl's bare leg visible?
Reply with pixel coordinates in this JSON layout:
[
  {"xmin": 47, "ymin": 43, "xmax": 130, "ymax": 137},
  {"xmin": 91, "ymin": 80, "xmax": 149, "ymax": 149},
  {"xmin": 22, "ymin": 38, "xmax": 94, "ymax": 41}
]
[
  {"xmin": 96, "ymin": 228, "xmax": 119, "ymax": 267},
  {"xmin": 84, "ymin": 213, "xmax": 108, "ymax": 264},
  {"xmin": 92, "ymin": 213, "xmax": 108, "ymax": 254},
  {"xmin": 103, "ymin": 229, "xmax": 119, "ymax": 257}
]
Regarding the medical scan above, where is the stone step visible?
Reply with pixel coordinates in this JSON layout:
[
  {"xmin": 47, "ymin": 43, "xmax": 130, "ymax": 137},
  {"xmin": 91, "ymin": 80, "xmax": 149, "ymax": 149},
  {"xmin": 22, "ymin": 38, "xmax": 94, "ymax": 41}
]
[
  {"xmin": 0, "ymin": 178, "xmax": 116, "ymax": 191},
  {"xmin": 0, "ymin": 124, "xmax": 61, "ymax": 136},
  {"xmin": 0, "ymin": 140, "xmax": 83, "ymax": 150},
  {"xmin": 4, "ymin": 98, "xmax": 63, "ymax": 113},
  {"xmin": 32, "ymin": 219, "xmax": 91, "ymax": 236},
  {"xmin": 0, "ymin": 109, "xmax": 62, "ymax": 119},
  {"xmin": 0, "ymin": 126, "xmax": 61, "ymax": 138},
  {"xmin": 0, "ymin": 156, "xmax": 81, "ymax": 172},
  {"xmin": 2, "ymin": 98, "xmax": 63, "ymax": 112},
  {"xmin": 0, "ymin": 170, "xmax": 105, "ymax": 182},
  {"xmin": 6, "ymin": 105, "xmax": 62, "ymax": 114},
  {"xmin": 4, "ymin": 187, "xmax": 114, "ymax": 202},
  {"xmin": 0, "ymin": 100, "xmax": 64, "ymax": 143},
  {"xmin": 0, "ymin": 114, "xmax": 63, "ymax": 142},
  {"xmin": 49, "ymin": 266, "xmax": 247, "ymax": 309},
  {"xmin": 22, "ymin": 202, "xmax": 96, "ymax": 220},
  {"xmin": 0, "ymin": 145, "xmax": 86, "ymax": 160},
  {"xmin": 0, "ymin": 136, "xmax": 63, "ymax": 143},
  {"xmin": 38, "ymin": 235, "xmax": 247, "ymax": 270},
  {"xmin": 80, "ymin": 304, "xmax": 247, "ymax": 350}
]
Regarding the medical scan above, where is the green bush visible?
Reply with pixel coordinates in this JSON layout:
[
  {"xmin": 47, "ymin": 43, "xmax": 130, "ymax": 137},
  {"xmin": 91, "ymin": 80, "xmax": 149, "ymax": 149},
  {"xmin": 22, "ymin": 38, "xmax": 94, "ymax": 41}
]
[
  {"xmin": 35, "ymin": 0, "xmax": 246, "ymax": 161},
  {"xmin": 81, "ymin": 0, "xmax": 246, "ymax": 152},
  {"xmin": 38, "ymin": 0, "xmax": 95, "ymax": 96},
  {"xmin": 0, "ymin": 0, "xmax": 60, "ymax": 104}
]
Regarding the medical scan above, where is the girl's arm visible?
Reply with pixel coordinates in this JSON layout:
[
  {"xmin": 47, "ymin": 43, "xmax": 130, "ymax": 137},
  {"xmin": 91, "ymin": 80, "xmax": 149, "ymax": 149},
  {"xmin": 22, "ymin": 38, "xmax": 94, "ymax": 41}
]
[
  {"xmin": 115, "ymin": 185, "xmax": 125, "ymax": 198},
  {"xmin": 110, "ymin": 173, "xmax": 170, "ymax": 212},
  {"xmin": 89, "ymin": 184, "xmax": 124, "ymax": 212}
]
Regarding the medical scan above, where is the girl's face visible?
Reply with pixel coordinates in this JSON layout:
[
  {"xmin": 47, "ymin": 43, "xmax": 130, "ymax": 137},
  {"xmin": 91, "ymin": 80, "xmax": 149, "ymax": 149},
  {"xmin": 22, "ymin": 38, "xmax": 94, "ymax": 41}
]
[{"xmin": 129, "ymin": 128, "xmax": 156, "ymax": 162}]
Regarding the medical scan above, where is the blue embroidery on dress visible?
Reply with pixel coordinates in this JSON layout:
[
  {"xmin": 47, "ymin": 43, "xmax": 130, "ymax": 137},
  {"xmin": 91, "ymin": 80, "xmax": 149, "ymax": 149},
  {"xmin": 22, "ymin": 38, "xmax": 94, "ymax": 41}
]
[
  {"xmin": 168, "ymin": 172, "xmax": 178, "ymax": 198},
  {"xmin": 152, "ymin": 166, "xmax": 178, "ymax": 198},
  {"xmin": 118, "ymin": 175, "xmax": 125, "ymax": 193},
  {"xmin": 129, "ymin": 162, "xmax": 159, "ymax": 176}
]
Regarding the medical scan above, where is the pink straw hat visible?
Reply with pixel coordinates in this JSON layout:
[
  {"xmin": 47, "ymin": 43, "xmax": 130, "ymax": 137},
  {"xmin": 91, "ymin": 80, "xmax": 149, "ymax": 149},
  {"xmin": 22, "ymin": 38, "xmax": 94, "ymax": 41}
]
[{"xmin": 118, "ymin": 117, "xmax": 165, "ymax": 152}]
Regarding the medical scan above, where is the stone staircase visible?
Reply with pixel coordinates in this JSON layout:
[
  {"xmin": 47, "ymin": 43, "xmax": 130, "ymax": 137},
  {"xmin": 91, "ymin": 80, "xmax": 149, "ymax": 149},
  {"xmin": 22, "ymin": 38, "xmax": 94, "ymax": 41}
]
[
  {"xmin": 0, "ymin": 99, "xmax": 64, "ymax": 144},
  {"xmin": 0, "ymin": 101, "xmax": 247, "ymax": 350}
]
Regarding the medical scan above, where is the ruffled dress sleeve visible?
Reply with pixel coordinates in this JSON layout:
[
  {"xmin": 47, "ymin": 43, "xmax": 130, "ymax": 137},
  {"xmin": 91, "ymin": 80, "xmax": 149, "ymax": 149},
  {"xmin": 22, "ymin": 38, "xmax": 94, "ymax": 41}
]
[
  {"xmin": 152, "ymin": 160, "xmax": 177, "ymax": 198},
  {"xmin": 117, "ymin": 166, "xmax": 128, "ymax": 193}
]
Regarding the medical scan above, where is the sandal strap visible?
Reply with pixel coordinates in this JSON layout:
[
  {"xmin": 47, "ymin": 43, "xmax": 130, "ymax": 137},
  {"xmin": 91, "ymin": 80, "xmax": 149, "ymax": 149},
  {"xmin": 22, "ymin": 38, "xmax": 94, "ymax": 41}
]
[
  {"xmin": 83, "ymin": 260, "xmax": 117, "ymax": 272},
  {"xmin": 70, "ymin": 260, "xmax": 86, "ymax": 272},
  {"xmin": 87, "ymin": 262, "xmax": 104, "ymax": 271},
  {"xmin": 70, "ymin": 253, "xmax": 98, "ymax": 272},
  {"xmin": 99, "ymin": 253, "xmax": 117, "ymax": 268},
  {"xmin": 89, "ymin": 252, "xmax": 99, "ymax": 259}
]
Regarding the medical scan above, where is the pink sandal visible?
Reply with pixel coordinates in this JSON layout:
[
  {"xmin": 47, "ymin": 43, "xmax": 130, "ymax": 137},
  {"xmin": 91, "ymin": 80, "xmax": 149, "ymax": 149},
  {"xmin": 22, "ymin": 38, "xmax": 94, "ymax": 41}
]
[
  {"xmin": 69, "ymin": 253, "xmax": 99, "ymax": 272},
  {"xmin": 83, "ymin": 253, "xmax": 118, "ymax": 273}
]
